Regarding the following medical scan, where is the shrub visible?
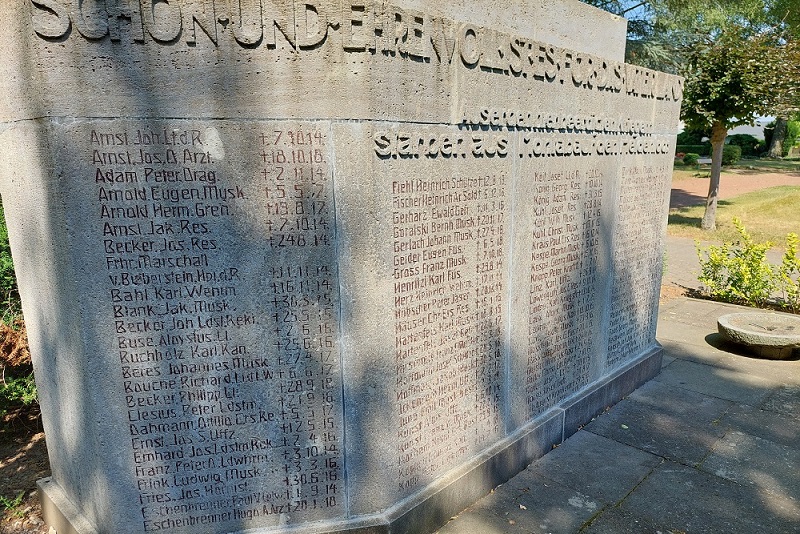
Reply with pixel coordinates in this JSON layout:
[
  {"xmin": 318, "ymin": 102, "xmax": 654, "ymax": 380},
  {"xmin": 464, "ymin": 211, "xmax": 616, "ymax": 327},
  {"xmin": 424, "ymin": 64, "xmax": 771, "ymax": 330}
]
[
  {"xmin": 0, "ymin": 374, "xmax": 37, "ymax": 419},
  {"xmin": 0, "ymin": 202, "xmax": 21, "ymax": 326},
  {"xmin": 778, "ymin": 233, "xmax": 800, "ymax": 313},
  {"xmin": 722, "ymin": 145, "xmax": 742, "ymax": 165},
  {"xmin": 0, "ymin": 200, "xmax": 34, "ymax": 421},
  {"xmin": 696, "ymin": 218, "xmax": 777, "ymax": 307},
  {"xmin": 764, "ymin": 120, "xmax": 800, "ymax": 157},
  {"xmin": 698, "ymin": 225, "xmax": 800, "ymax": 312},
  {"xmin": 727, "ymin": 134, "xmax": 763, "ymax": 158},
  {"xmin": 683, "ymin": 153, "xmax": 700, "ymax": 165},
  {"xmin": 676, "ymin": 144, "xmax": 711, "ymax": 156},
  {"xmin": 787, "ymin": 122, "xmax": 800, "ymax": 155},
  {"xmin": 677, "ymin": 129, "xmax": 707, "ymax": 145}
]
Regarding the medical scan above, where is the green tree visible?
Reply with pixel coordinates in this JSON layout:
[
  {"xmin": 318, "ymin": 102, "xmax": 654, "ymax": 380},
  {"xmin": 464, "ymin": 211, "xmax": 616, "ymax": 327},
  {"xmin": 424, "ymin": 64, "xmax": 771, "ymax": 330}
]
[
  {"xmin": 681, "ymin": 26, "xmax": 798, "ymax": 229},
  {"xmin": 770, "ymin": 0, "xmax": 800, "ymax": 38},
  {"xmin": 764, "ymin": 0, "xmax": 800, "ymax": 157},
  {"xmin": 583, "ymin": 1, "xmax": 800, "ymax": 230},
  {"xmin": 580, "ymin": 0, "xmax": 770, "ymax": 72}
]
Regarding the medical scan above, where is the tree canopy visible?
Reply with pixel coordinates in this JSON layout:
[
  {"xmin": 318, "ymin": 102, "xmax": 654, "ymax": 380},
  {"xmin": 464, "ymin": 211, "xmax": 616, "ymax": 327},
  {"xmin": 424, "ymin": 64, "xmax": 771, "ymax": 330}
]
[
  {"xmin": 582, "ymin": 0, "xmax": 800, "ymax": 230},
  {"xmin": 681, "ymin": 25, "xmax": 798, "ymax": 228},
  {"xmin": 681, "ymin": 26, "xmax": 797, "ymax": 133},
  {"xmin": 580, "ymin": 0, "xmax": 775, "ymax": 72}
]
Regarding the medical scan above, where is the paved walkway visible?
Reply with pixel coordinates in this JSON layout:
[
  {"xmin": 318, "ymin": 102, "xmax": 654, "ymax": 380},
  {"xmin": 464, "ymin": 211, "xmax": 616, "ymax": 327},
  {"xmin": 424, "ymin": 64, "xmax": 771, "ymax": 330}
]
[{"xmin": 438, "ymin": 246, "xmax": 800, "ymax": 533}]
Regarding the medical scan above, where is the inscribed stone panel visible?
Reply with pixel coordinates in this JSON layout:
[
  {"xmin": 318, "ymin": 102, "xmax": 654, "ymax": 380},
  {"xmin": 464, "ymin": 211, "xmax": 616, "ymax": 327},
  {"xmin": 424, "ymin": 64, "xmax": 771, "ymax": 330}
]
[
  {"xmin": 57, "ymin": 120, "xmax": 346, "ymax": 532},
  {"xmin": 334, "ymin": 122, "xmax": 510, "ymax": 513}
]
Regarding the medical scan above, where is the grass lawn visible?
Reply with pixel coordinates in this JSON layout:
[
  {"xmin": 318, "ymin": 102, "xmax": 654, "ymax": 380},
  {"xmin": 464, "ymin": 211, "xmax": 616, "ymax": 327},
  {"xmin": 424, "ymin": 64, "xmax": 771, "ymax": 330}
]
[
  {"xmin": 728, "ymin": 158, "xmax": 800, "ymax": 173},
  {"xmin": 672, "ymin": 167, "xmax": 709, "ymax": 181},
  {"xmin": 668, "ymin": 185, "xmax": 800, "ymax": 246},
  {"xmin": 673, "ymin": 159, "xmax": 800, "ymax": 174}
]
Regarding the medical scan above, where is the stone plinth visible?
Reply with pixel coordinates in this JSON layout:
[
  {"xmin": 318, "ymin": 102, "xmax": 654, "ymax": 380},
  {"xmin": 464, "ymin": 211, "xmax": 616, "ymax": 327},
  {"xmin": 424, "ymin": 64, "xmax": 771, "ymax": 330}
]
[
  {"xmin": 718, "ymin": 312, "xmax": 800, "ymax": 359},
  {"xmin": 0, "ymin": 1, "xmax": 681, "ymax": 533}
]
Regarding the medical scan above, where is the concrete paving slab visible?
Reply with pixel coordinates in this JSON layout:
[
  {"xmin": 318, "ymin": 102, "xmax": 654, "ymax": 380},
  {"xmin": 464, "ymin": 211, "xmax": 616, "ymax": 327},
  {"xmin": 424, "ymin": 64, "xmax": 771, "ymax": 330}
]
[
  {"xmin": 440, "ymin": 296, "xmax": 800, "ymax": 534},
  {"xmin": 493, "ymin": 472, "xmax": 604, "ymax": 534},
  {"xmin": 526, "ymin": 431, "xmax": 662, "ymax": 505},
  {"xmin": 581, "ymin": 506, "xmax": 668, "ymax": 534},
  {"xmin": 618, "ymin": 462, "xmax": 800, "ymax": 533},
  {"xmin": 660, "ymin": 339, "xmax": 730, "ymax": 366},
  {"xmin": 654, "ymin": 358, "xmax": 778, "ymax": 405},
  {"xmin": 623, "ymin": 377, "xmax": 732, "ymax": 417},
  {"xmin": 662, "ymin": 334, "xmax": 800, "ymax": 385},
  {"xmin": 660, "ymin": 352, "xmax": 677, "ymax": 368},
  {"xmin": 701, "ymin": 431, "xmax": 800, "ymax": 498},
  {"xmin": 441, "ymin": 470, "xmax": 606, "ymax": 534},
  {"xmin": 658, "ymin": 297, "xmax": 745, "ymax": 330},
  {"xmin": 761, "ymin": 384, "xmax": 800, "ymax": 416},
  {"xmin": 706, "ymin": 351, "xmax": 800, "ymax": 385},
  {"xmin": 722, "ymin": 403, "xmax": 800, "ymax": 448},
  {"xmin": 657, "ymin": 314, "xmax": 721, "ymax": 344},
  {"xmin": 584, "ymin": 381, "xmax": 731, "ymax": 465},
  {"xmin": 435, "ymin": 501, "xmax": 524, "ymax": 534}
]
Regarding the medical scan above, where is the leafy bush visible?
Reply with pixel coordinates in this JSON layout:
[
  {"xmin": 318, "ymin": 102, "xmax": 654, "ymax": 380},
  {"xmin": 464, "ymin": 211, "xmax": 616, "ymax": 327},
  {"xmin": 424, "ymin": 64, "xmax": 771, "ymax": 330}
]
[
  {"xmin": 0, "ymin": 200, "xmax": 34, "ymax": 421},
  {"xmin": 697, "ymin": 219, "xmax": 800, "ymax": 311},
  {"xmin": 764, "ymin": 120, "xmax": 800, "ymax": 157},
  {"xmin": 676, "ymin": 144, "xmax": 711, "ymax": 156},
  {"xmin": 727, "ymin": 134, "xmax": 764, "ymax": 158},
  {"xmin": 722, "ymin": 145, "xmax": 742, "ymax": 165},
  {"xmin": 677, "ymin": 129, "xmax": 708, "ymax": 145},
  {"xmin": 696, "ymin": 218, "xmax": 777, "ymax": 307},
  {"xmin": 0, "ymin": 202, "xmax": 21, "ymax": 326},
  {"xmin": 779, "ymin": 233, "xmax": 800, "ymax": 313},
  {"xmin": 0, "ymin": 374, "xmax": 37, "ymax": 419},
  {"xmin": 683, "ymin": 153, "xmax": 700, "ymax": 165},
  {"xmin": 788, "ymin": 122, "xmax": 800, "ymax": 154}
]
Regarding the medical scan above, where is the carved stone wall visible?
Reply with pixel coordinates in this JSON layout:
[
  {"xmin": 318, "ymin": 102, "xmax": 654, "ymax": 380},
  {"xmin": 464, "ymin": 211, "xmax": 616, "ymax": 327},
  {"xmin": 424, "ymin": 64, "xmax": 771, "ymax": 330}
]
[{"xmin": 0, "ymin": 2, "xmax": 680, "ymax": 533}]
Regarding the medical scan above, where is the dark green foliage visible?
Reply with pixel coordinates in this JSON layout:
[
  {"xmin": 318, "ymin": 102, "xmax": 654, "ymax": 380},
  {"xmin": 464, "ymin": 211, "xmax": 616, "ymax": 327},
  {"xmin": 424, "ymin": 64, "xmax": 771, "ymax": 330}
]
[
  {"xmin": 788, "ymin": 122, "xmax": 800, "ymax": 154},
  {"xmin": 676, "ymin": 144, "xmax": 711, "ymax": 156},
  {"xmin": 0, "ymin": 202, "xmax": 21, "ymax": 326},
  {"xmin": 683, "ymin": 153, "xmax": 701, "ymax": 165},
  {"xmin": 727, "ymin": 134, "xmax": 764, "ymax": 157},
  {"xmin": 0, "ymin": 374, "xmax": 37, "ymax": 419},
  {"xmin": 0, "ymin": 200, "xmax": 33, "ymax": 422},
  {"xmin": 764, "ymin": 120, "xmax": 800, "ymax": 157},
  {"xmin": 677, "ymin": 129, "xmax": 708, "ymax": 145},
  {"xmin": 722, "ymin": 145, "xmax": 742, "ymax": 165}
]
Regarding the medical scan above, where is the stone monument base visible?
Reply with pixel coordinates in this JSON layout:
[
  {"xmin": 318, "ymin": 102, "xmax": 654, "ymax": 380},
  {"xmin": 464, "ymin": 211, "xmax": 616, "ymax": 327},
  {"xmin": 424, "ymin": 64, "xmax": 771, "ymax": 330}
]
[{"xmin": 38, "ymin": 347, "xmax": 662, "ymax": 534}]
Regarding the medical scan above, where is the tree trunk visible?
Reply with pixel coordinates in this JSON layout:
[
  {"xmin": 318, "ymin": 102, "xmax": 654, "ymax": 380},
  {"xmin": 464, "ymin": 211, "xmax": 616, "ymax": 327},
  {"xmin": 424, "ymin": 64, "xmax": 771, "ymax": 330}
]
[
  {"xmin": 767, "ymin": 117, "xmax": 788, "ymax": 158},
  {"xmin": 700, "ymin": 121, "xmax": 727, "ymax": 231}
]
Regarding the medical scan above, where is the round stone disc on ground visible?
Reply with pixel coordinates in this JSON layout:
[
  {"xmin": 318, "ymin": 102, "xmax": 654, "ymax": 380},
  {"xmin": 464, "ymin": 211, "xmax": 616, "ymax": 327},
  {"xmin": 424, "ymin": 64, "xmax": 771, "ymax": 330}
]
[{"xmin": 718, "ymin": 312, "xmax": 800, "ymax": 359}]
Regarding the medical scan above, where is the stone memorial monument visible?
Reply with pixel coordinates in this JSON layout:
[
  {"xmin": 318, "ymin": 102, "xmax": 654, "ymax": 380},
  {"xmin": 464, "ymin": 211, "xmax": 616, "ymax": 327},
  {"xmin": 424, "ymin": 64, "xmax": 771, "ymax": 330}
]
[{"xmin": 0, "ymin": 1, "xmax": 681, "ymax": 532}]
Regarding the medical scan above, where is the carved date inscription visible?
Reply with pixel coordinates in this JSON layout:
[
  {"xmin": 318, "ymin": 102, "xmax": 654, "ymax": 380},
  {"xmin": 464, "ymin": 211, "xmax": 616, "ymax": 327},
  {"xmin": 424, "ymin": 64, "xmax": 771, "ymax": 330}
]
[
  {"xmin": 390, "ymin": 155, "xmax": 507, "ymax": 492},
  {"xmin": 607, "ymin": 164, "xmax": 669, "ymax": 366},
  {"xmin": 526, "ymin": 168, "xmax": 603, "ymax": 416},
  {"xmin": 83, "ymin": 122, "xmax": 344, "ymax": 531}
]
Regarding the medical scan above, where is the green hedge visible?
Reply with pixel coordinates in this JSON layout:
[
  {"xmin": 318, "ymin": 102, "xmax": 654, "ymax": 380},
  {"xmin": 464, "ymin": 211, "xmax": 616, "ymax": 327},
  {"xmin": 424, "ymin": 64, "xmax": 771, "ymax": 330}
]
[
  {"xmin": 722, "ymin": 145, "xmax": 742, "ymax": 165},
  {"xmin": 727, "ymin": 134, "xmax": 765, "ymax": 158},
  {"xmin": 676, "ymin": 144, "xmax": 711, "ymax": 156},
  {"xmin": 683, "ymin": 153, "xmax": 700, "ymax": 165}
]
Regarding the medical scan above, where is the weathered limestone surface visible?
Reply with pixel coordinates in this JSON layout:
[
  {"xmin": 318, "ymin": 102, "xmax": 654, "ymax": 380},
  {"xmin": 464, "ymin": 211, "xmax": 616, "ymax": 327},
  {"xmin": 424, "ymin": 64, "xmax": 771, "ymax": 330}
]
[{"xmin": 0, "ymin": 1, "xmax": 681, "ymax": 533}]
